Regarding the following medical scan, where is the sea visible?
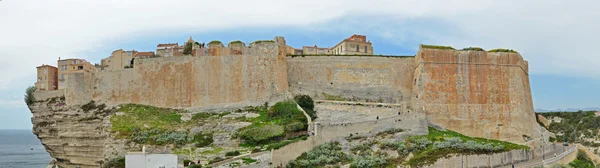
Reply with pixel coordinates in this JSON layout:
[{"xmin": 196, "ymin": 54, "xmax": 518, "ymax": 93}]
[{"xmin": 0, "ymin": 129, "xmax": 51, "ymax": 168}]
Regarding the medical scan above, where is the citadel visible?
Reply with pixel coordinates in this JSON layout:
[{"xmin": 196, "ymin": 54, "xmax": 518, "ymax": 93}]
[{"xmin": 30, "ymin": 34, "xmax": 553, "ymax": 167}]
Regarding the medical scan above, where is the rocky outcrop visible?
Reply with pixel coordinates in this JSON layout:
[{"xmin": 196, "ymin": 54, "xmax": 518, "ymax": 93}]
[{"xmin": 30, "ymin": 96, "xmax": 121, "ymax": 168}]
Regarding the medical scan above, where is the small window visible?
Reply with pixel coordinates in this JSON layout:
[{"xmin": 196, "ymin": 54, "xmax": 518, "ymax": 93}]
[
  {"xmin": 72, "ymin": 60, "xmax": 76, "ymax": 64},
  {"xmin": 44, "ymin": 69, "xmax": 47, "ymax": 74},
  {"xmin": 41, "ymin": 84, "xmax": 45, "ymax": 89},
  {"xmin": 78, "ymin": 66, "xmax": 83, "ymax": 70},
  {"xmin": 365, "ymin": 46, "xmax": 368, "ymax": 53},
  {"xmin": 356, "ymin": 45, "xmax": 359, "ymax": 52},
  {"xmin": 61, "ymin": 74, "xmax": 64, "ymax": 79}
]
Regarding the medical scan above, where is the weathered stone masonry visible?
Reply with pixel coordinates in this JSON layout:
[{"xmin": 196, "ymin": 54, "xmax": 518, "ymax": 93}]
[{"xmin": 52, "ymin": 41, "xmax": 536, "ymax": 145}]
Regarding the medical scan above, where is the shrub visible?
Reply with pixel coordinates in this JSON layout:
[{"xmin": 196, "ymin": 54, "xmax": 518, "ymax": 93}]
[
  {"xmin": 104, "ymin": 157, "xmax": 125, "ymax": 168},
  {"xmin": 377, "ymin": 128, "xmax": 404, "ymax": 136},
  {"xmin": 488, "ymin": 48, "xmax": 518, "ymax": 53},
  {"xmin": 155, "ymin": 131, "xmax": 188, "ymax": 145},
  {"xmin": 251, "ymin": 148, "xmax": 262, "ymax": 153},
  {"xmin": 461, "ymin": 47, "xmax": 484, "ymax": 51},
  {"xmin": 421, "ymin": 44, "xmax": 455, "ymax": 50},
  {"xmin": 350, "ymin": 155, "xmax": 388, "ymax": 168},
  {"xmin": 239, "ymin": 124, "xmax": 284, "ymax": 145},
  {"xmin": 287, "ymin": 142, "xmax": 350, "ymax": 168},
  {"xmin": 194, "ymin": 133, "xmax": 214, "ymax": 147},
  {"xmin": 284, "ymin": 121, "xmax": 306, "ymax": 132},
  {"xmin": 294, "ymin": 95, "xmax": 317, "ymax": 120},
  {"xmin": 397, "ymin": 143, "xmax": 409, "ymax": 156},
  {"xmin": 183, "ymin": 160, "xmax": 193, "ymax": 167},
  {"xmin": 189, "ymin": 164, "xmax": 202, "ymax": 168},
  {"xmin": 379, "ymin": 142, "xmax": 397, "ymax": 150},
  {"xmin": 268, "ymin": 100, "xmax": 302, "ymax": 120},
  {"xmin": 225, "ymin": 151, "xmax": 241, "ymax": 157},
  {"xmin": 242, "ymin": 157, "xmax": 257, "ymax": 164},
  {"xmin": 24, "ymin": 86, "xmax": 36, "ymax": 106},
  {"xmin": 351, "ymin": 141, "xmax": 376, "ymax": 155}
]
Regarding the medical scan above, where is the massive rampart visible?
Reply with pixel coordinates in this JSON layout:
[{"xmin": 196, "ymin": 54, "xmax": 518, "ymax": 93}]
[
  {"xmin": 54, "ymin": 40, "xmax": 538, "ymax": 144},
  {"xmin": 65, "ymin": 41, "xmax": 289, "ymax": 110},
  {"xmin": 286, "ymin": 56, "xmax": 415, "ymax": 111},
  {"xmin": 411, "ymin": 47, "xmax": 536, "ymax": 143}
]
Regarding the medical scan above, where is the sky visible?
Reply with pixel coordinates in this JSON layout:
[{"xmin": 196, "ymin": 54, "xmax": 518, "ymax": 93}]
[{"xmin": 1, "ymin": 0, "xmax": 599, "ymax": 129}]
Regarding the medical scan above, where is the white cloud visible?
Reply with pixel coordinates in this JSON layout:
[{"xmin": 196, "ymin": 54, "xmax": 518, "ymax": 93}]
[{"xmin": 0, "ymin": 0, "xmax": 599, "ymax": 91}]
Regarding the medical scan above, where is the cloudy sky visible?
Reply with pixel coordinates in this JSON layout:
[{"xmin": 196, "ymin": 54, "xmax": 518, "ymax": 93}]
[{"xmin": 1, "ymin": 0, "xmax": 599, "ymax": 129}]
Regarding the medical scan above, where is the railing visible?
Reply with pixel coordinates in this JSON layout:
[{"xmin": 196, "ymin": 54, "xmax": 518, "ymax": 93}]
[
  {"xmin": 542, "ymin": 145, "xmax": 577, "ymax": 165},
  {"xmin": 527, "ymin": 144, "xmax": 577, "ymax": 168}
]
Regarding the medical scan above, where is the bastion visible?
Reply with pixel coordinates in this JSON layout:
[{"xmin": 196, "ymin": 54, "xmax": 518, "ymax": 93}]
[{"xmin": 30, "ymin": 36, "xmax": 545, "ymax": 167}]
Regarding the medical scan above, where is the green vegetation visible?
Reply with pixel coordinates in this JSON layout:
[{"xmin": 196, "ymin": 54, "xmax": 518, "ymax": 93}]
[
  {"xmin": 266, "ymin": 135, "xmax": 307, "ymax": 150},
  {"xmin": 250, "ymin": 40, "xmax": 275, "ymax": 46},
  {"xmin": 110, "ymin": 104, "xmax": 183, "ymax": 136},
  {"xmin": 193, "ymin": 132, "xmax": 214, "ymax": 147},
  {"xmin": 322, "ymin": 93, "xmax": 350, "ymax": 101},
  {"xmin": 488, "ymin": 48, "xmax": 518, "ymax": 53},
  {"xmin": 421, "ymin": 44, "xmax": 455, "ymax": 50},
  {"xmin": 225, "ymin": 150, "xmax": 241, "ymax": 157},
  {"xmin": 239, "ymin": 100, "xmax": 308, "ymax": 146},
  {"xmin": 568, "ymin": 150, "xmax": 595, "ymax": 168},
  {"xmin": 405, "ymin": 127, "xmax": 529, "ymax": 167},
  {"xmin": 130, "ymin": 129, "xmax": 190, "ymax": 145},
  {"xmin": 103, "ymin": 157, "xmax": 125, "ymax": 168},
  {"xmin": 229, "ymin": 40, "xmax": 244, "ymax": 45},
  {"xmin": 184, "ymin": 42, "xmax": 193, "ymax": 55},
  {"xmin": 287, "ymin": 142, "xmax": 351, "ymax": 168},
  {"xmin": 376, "ymin": 128, "xmax": 405, "ymax": 136},
  {"xmin": 538, "ymin": 111, "xmax": 600, "ymax": 145},
  {"xmin": 294, "ymin": 95, "xmax": 317, "ymax": 120},
  {"xmin": 351, "ymin": 155, "xmax": 388, "ymax": 168},
  {"xmin": 241, "ymin": 157, "xmax": 257, "ymax": 164},
  {"xmin": 208, "ymin": 40, "xmax": 222, "ymax": 45},
  {"xmin": 239, "ymin": 124, "xmax": 284, "ymax": 145},
  {"xmin": 24, "ymin": 86, "xmax": 36, "ymax": 106},
  {"xmin": 461, "ymin": 47, "xmax": 485, "ymax": 51},
  {"xmin": 189, "ymin": 164, "xmax": 202, "ymax": 168},
  {"xmin": 287, "ymin": 54, "xmax": 414, "ymax": 58}
]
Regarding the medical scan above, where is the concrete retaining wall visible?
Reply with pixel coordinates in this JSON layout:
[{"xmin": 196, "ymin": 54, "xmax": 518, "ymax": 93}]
[
  {"xmin": 270, "ymin": 107, "xmax": 428, "ymax": 167},
  {"xmin": 425, "ymin": 149, "xmax": 533, "ymax": 168}
]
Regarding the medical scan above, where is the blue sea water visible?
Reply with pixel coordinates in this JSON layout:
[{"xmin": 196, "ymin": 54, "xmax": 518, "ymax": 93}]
[{"xmin": 0, "ymin": 129, "xmax": 51, "ymax": 168}]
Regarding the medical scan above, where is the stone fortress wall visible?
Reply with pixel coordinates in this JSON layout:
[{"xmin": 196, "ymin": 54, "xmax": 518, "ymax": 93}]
[
  {"xmin": 54, "ymin": 38, "xmax": 536, "ymax": 144},
  {"xmin": 65, "ymin": 39, "xmax": 289, "ymax": 111},
  {"xmin": 411, "ymin": 47, "xmax": 536, "ymax": 143}
]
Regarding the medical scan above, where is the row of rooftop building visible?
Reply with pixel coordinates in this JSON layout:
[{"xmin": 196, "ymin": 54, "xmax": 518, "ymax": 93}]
[{"xmin": 34, "ymin": 34, "xmax": 374, "ymax": 91}]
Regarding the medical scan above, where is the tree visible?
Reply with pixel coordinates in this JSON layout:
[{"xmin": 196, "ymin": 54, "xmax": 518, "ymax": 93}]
[
  {"xmin": 24, "ymin": 86, "xmax": 36, "ymax": 106},
  {"xmin": 183, "ymin": 42, "xmax": 193, "ymax": 55}
]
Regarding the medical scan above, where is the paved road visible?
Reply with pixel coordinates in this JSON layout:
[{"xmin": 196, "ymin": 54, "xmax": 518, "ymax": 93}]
[{"xmin": 500, "ymin": 144, "xmax": 577, "ymax": 168}]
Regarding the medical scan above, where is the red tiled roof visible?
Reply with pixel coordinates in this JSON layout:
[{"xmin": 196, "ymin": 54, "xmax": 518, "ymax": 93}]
[{"xmin": 157, "ymin": 43, "xmax": 178, "ymax": 47}]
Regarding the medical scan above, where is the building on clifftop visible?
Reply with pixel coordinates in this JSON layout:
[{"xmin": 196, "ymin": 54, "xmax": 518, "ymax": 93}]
[
  {"xmin": 57, "ymin": 58, "xmax": 95, "ymax": 89},
  {"xmin": 332, "ymin": 34, "xmax": 373, "ymax": 55},
  {"xmin": 35, "ymin": 64, "xmax": 58, "ymax": 91},
  {"xmin": 286, "ymin": 34, "xmax": 374, "ymax": 55}
]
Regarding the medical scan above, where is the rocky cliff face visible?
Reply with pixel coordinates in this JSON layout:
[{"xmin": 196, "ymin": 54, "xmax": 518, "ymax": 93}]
[{"xmin": 30, "ymin": 97, "xmax": 122, "ymax": 168}]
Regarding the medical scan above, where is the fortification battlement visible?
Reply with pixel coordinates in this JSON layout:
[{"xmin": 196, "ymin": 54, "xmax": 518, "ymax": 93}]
[
  {"xmin": 417, "ymin": 46, "xmax": 529, "ymax": 75},
  {"xmin": 191, "ymin": 37, "xmax": 283, "ymax": 57}
]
